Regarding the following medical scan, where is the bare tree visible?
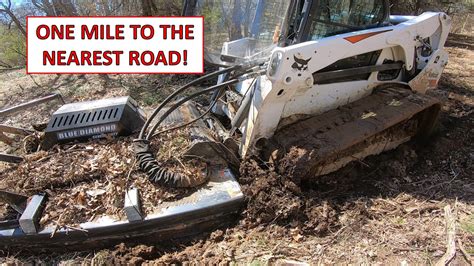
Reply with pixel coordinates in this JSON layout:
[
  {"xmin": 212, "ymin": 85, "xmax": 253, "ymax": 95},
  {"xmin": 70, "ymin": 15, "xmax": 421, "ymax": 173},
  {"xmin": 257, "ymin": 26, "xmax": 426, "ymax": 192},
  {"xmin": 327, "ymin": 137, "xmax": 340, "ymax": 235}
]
[
  {"xmin": 141, "ymin": 0, "xmax": 182, "ymax": 16},
  {"xmin": 31, "ymin": 0, "xmax": 56, "ymax": 16},
  {"xmin": 0, "ymin": 0, "xmax": 26, "ymax": 37},
  {"xmin": 390, "ymin": 0, "xmax": 473, "ymax": 15},
  {"xmin": 31, "ymin": 0, "xmax": 78, "ymax": 16},
  {"xmin": 51, "ymin": 0, "xmax": 78, "ymax": 16}
]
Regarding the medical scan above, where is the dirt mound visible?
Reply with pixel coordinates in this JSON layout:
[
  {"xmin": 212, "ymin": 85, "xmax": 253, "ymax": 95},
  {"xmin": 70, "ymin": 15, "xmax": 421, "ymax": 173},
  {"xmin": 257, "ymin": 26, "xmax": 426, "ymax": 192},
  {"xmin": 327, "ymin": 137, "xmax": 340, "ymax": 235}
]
[
  {"xmin": 239, "ymin": 159, "xmax": 340, "ymax": 235},
  {"xmin": 237, "ymin": 144, "xmax": 424, "ymax": 237}
]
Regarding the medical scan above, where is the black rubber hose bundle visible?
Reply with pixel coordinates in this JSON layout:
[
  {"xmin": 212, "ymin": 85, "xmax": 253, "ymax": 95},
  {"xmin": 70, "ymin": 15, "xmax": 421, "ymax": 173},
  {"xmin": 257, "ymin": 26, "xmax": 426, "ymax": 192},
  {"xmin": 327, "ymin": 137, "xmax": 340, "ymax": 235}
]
[
  {"xmin": 133, "ymin": 140, "xmax": 206, "ymax": 188},
  {"xmin": 138, "ymin": 65, "xmax": 241, "ymax": 140},
  {"xmin": 135, "ymin": 67, "xmax": 245, "ymax": 188},
  {"xmin": 145, "ymin": 79, "xmax": 240, "ymax": 140}
]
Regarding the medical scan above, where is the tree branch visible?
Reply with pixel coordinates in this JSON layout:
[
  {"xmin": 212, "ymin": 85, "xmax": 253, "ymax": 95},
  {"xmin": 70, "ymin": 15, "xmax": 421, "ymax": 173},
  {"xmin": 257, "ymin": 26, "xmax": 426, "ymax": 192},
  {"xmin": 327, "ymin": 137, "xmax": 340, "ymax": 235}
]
[{"xmin": 0, "ymin": 0, "xmax": 26, "ymax": 37}]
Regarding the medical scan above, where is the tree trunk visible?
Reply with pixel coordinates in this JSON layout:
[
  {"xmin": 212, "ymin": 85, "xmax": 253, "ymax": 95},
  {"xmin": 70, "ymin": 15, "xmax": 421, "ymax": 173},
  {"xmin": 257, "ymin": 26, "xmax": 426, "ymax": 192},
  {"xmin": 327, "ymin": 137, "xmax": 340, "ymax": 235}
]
[
  {"xmin": 32, "ymin": 0, "xmax": 57, "ymax": 16},
  {"xmin": 230, "ymin": 0, "xmax": 243, "ymax": 40}
]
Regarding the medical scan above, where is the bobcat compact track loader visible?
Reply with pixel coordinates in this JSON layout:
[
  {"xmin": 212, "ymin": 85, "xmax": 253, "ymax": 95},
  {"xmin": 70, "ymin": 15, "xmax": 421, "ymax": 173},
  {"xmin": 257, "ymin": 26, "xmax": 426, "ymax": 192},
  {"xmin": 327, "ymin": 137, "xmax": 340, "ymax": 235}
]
[
  {"xmin": 138, "ymin": 0, "xmax": 451, "ymax": 186},
  {"xmin": 0, "ymin": 0, "xmax": 451, "ymax": 249}
]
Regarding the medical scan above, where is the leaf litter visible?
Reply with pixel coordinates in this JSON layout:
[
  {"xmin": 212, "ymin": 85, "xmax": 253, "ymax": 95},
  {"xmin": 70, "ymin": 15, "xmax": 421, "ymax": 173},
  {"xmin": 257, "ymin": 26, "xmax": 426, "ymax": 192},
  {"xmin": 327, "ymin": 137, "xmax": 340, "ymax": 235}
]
[{"xmin": 0, "ymin": 129, "xmax": 206, "ymax": 228}]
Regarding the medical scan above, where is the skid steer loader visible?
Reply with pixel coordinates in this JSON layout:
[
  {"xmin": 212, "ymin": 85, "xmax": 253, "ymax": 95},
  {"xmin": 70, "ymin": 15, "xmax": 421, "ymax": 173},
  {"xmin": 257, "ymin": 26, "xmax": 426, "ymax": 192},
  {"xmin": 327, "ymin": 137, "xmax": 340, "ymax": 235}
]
[
  {"xmin": 0, "ymin": 0, "xmax": 451, "ymax": 249},
  {"xmin": 137, "ymin": 0, "xmax": 450, "ymax": 186}
]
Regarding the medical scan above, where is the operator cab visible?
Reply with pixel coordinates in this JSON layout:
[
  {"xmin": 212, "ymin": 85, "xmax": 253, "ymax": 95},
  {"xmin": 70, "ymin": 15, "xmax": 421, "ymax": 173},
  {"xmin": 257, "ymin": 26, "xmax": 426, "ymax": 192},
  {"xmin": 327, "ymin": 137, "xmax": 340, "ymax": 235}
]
[
  {"xmin": 283, "ymin": 0, "xmax": 390, "ymax": 45},
  {"xmin": 183, "ymin": 0, "xmax": 390, "ymax": 65}
]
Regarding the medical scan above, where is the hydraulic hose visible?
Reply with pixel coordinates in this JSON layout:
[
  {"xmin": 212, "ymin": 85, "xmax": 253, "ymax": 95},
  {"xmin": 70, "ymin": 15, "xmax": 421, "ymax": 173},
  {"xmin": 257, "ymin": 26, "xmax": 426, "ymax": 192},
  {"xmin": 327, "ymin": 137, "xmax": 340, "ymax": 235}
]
[
  {"xmin": 134, "ymin": 79, "xmax": 239, "ymax": 188},
  {"xmin": 145, "ymin": 68, "xmax": 263, "ymax": 140},
  {"xmin": 230, "ymin": 77, "xmax": 257, "ymax": 135},
  {"xmin": 134, "ymin": 140, "xmax": 207, "ymax": 188},
  {"xmin": 135, "ymin": 63, "xmax": 263, "ymax": 188},
  {"xmin": 138, "ymin": 65, "xmax": 240, "ymax": 139},
  {"xmin": 145, "ymin": 79, "xmax": 239, "ymax": 140},
  {"xmin": 151, "ymin": 88, "xmax": 225, "ymax": 137}
]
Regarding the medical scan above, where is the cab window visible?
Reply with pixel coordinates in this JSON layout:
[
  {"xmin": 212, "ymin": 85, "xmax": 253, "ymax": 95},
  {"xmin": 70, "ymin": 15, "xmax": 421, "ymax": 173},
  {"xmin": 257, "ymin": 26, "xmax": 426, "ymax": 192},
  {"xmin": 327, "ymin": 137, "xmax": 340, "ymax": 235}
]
[{"xmin": 308, "ymin": 0, "xmax": 386, "ymax": 40}]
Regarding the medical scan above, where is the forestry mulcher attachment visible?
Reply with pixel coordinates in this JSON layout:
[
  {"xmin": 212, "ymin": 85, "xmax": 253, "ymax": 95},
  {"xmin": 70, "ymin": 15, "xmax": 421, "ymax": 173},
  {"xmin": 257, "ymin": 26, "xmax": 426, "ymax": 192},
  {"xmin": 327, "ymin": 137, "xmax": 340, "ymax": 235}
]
[{"xmin": 1, "ymin": 0, "xmax": 451, "ymax": 249}]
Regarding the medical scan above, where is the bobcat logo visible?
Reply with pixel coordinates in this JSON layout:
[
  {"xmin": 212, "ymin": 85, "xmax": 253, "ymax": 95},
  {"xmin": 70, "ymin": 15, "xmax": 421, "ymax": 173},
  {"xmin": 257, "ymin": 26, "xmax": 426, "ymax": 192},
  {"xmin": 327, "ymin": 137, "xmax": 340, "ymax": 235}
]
[{"xmin": 291, "ymin": 55, "xmax": 311, "ymax": 71}]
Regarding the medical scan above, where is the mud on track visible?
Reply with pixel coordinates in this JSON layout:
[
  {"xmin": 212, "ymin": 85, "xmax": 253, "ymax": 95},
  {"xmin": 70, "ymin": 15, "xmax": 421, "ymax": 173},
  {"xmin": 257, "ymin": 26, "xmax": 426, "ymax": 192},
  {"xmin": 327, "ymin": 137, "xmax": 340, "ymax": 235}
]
[{"xmin": 271, "ymin": 86, "xmax": 441, "ymax": 180}]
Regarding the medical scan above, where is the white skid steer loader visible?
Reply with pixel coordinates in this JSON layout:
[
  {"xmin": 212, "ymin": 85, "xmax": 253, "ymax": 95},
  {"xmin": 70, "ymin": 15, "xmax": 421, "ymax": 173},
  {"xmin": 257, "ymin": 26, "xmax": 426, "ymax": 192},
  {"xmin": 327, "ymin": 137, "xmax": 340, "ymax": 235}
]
[
  {"xmin": 0, "ymin": 0, "xmax": 451, "ymax": 249},
  {"xmin": 138, "ymin": 0, "xmax": 450, "ymax": 186}
]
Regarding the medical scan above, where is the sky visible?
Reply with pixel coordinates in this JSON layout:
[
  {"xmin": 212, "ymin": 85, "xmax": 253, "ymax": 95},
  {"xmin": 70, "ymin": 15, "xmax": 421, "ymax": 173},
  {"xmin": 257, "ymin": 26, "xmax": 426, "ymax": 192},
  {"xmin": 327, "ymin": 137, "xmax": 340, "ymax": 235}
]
[{"xmin": 9, "ymin": 0, "xmax": 26, "ymax": 6}]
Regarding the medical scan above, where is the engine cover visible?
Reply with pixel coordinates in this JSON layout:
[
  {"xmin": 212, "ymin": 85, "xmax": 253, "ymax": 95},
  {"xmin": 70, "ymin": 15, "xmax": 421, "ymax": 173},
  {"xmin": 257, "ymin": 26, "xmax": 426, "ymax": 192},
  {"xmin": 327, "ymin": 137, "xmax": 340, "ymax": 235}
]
[{"xmin": 42, "ymin": 96, "xmax": 145, "ymax": 149}]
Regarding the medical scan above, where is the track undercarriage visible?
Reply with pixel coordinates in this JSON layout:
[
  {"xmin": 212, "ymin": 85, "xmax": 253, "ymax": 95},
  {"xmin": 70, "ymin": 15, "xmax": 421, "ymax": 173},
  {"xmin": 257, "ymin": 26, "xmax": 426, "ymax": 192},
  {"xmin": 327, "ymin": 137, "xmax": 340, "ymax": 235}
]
[{"xmin": 267, "ymin": 85, "xmax": 441, "ymax": 181}]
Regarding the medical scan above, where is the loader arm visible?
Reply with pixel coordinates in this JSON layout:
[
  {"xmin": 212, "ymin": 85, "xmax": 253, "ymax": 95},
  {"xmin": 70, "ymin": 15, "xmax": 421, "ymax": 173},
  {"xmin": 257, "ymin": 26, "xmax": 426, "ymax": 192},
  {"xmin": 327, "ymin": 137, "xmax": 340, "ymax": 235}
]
[{"xmin": 241, "ymin": 12, "xmax": 451, "ymax": 156}]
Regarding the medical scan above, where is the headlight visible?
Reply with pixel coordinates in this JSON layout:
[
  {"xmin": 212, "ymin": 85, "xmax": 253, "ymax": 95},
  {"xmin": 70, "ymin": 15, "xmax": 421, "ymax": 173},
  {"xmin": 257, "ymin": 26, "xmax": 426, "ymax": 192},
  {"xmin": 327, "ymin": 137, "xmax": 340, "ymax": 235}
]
[{"xmin": 268, "ymin": 51, "xmax": 283, "ymax": 77}]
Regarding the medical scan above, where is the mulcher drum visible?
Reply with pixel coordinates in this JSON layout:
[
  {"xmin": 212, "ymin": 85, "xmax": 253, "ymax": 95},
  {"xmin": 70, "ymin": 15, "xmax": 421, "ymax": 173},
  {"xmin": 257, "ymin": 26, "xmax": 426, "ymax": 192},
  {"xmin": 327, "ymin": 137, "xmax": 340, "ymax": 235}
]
[{"xmin": 0, "ymin": 103, "xmax": 244, "ymax": 250}]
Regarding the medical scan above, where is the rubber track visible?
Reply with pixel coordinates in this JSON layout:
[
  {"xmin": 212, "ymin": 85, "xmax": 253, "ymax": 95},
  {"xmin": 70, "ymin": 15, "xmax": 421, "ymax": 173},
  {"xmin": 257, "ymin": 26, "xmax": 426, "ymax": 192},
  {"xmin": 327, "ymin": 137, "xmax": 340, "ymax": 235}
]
[{"xmin": 270, "ymin": 85, "xmax": 441, "ymax": 180}]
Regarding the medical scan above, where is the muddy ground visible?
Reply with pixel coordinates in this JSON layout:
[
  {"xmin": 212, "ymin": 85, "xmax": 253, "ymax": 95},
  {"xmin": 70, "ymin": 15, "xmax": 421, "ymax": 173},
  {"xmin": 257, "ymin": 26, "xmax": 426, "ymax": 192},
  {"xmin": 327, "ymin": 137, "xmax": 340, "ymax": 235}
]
[{"xmin": 0, "ymin": 34, "xmax": 473, "ymax": 264}]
